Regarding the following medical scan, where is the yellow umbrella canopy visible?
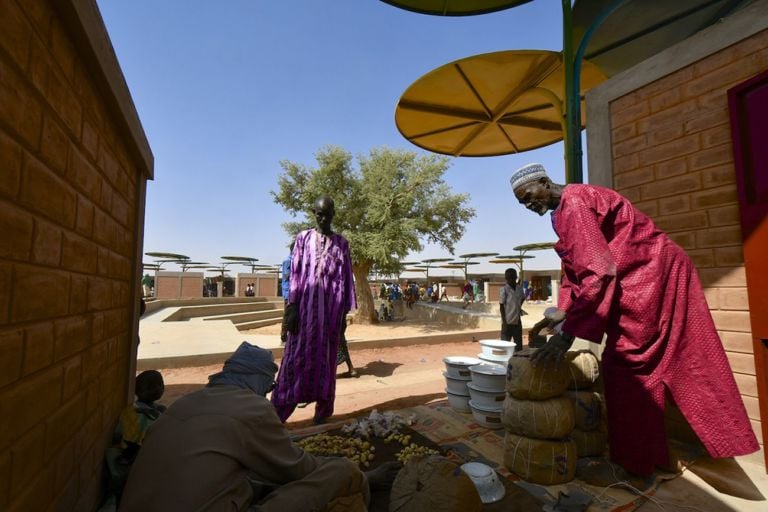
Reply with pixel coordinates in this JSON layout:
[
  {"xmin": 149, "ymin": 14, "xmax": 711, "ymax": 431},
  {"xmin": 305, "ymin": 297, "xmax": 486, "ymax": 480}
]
[
  {"xmin": 395, "ymin": 50, "xmax": 606, "ymax": 157},
  {"xmin": 379, "ymin": 0, "xmax": 531, "ymax": 16}
]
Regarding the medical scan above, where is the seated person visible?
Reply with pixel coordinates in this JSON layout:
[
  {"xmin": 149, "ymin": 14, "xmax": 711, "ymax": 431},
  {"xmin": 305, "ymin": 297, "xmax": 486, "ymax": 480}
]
[
  {"xmin": 105, "ymin": 370, "xmax": 166, "ymax": 502},
  {"xmin": 119, "ymin": 342, "xmax": 400, "ymax": 512}
]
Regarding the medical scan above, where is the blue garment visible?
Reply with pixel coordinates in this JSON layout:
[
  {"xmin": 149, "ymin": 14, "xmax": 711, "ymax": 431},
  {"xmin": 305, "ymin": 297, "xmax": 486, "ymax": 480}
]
[{"xmin": 281, "ymin": 254, "xmax": 291, "ymax": 298}]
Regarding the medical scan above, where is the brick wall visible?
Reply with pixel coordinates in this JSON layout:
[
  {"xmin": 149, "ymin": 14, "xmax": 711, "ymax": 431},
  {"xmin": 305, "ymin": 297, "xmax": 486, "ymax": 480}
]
[
  {"xmin": 0, "ymin": 1, "xmax": 150, "ymax": 510},
  {"xmin": 608, "ymin": 29, "xmax": 768, "ymax": 454},
  {"xmin": 235, "ymin": 274, "xmax": 279, "ymax": 297},
  {"xmin": 155, "ymin": 272, "xmax": 204, "ymax": 299}
]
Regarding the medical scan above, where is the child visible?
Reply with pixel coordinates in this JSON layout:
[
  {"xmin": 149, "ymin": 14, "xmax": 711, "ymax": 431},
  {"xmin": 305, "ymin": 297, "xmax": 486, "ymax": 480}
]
[{"xmin": 105, "ymin": 370, "xmax": 166, "ymax": 504}]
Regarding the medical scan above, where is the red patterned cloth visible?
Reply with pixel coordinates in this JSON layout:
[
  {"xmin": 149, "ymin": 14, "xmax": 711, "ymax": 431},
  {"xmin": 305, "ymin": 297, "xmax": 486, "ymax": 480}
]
[{"xmin": 553, "ymin": 184, "xmax": 758, "ymax": 475}]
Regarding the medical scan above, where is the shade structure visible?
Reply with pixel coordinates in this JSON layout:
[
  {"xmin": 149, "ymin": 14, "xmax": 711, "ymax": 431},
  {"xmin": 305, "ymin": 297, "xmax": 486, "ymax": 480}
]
[
  {"xmin": 395, "ymin": 50, "xmax": 606, "ymax": 157},
  {"xmin": 490, "ymin": 258, "xmax": 530, "ymax": 264},
  {"xmin": 221, "ymin": 256, "xmax": 259, "ymax": 263},
  {"xmin": 379, "ymin": 0, "xmax": 531, "ymax": 16},
  {"xmin": 574, "ymin": 0, "xmax": 756, "ymax": 78},
  {"xmin": 145, "ymin": 251, "xmax": 189, "ymax": 260},
  {"xmin": 512, "ymin": 242, "xmax": 556, "ymax": 252},
  {"xmin": 458, "ymin": 252, "xmax": 499, "ymax": 259}
]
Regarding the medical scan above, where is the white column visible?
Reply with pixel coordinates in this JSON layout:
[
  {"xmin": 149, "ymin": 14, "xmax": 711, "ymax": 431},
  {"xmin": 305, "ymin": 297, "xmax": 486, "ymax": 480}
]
[{"xmin": 550, "ymin": 279, "xmax": 559, "ymax": 305}]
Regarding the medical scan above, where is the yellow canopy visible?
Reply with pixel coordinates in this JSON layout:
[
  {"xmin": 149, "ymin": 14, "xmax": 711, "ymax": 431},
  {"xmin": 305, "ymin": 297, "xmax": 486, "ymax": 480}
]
[{"xmin": 395, "ymin": 50, "xmax": 606, "ymax": 157}]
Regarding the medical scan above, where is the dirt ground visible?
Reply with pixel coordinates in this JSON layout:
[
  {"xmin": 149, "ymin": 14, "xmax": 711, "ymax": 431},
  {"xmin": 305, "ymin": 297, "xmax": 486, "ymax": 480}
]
[{"xmin": 156, "ymin": 337, "xmax": 485, "ymax": 429}]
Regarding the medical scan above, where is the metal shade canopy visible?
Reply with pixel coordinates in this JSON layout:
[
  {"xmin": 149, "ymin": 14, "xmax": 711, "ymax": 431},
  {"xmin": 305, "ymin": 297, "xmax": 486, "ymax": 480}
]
[
  {"xmin": 379, "ymin": 0, "xmax": 531, "ymax": 16},
  {"xmin": 395, "ymin": 50, "xmax": 606, "ymax": 156},
  {"xmin": 574, "ymin": 0, "xmax": 755, "ymax": 78},
  {"xmin": 512, "ymin": 242, "xmax": 556, "ymax": 252},
  {"xmin": 492, "ymin": 256, "xmax": 533, "ymax": 262},
  {"xmin": 458, "ymin": 252, "xmax": 499, "ymax": 259},
  {"xmin": 145, "ymin": 252, "xmax": 189, "ymax": 260}
]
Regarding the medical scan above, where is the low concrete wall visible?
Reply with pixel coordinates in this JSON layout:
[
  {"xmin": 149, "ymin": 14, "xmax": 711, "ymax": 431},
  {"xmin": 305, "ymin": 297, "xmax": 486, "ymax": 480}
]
[{"xmin": 143, "ymin": 296, "xmax": 277, "ymax": 315}]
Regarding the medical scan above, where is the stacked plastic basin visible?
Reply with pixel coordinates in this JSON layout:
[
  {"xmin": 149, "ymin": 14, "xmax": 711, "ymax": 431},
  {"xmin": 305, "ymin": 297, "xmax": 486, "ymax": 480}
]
[
  {"xmin": 442, "ymin": 356, "xmax": 479, "ymax": 413},
  {"xmin": 466, "ymin": 363, "xmax": 507, "ymax": 429},
  {"xmin": 443, "ymin": 355, "xmax": 507, "ymax": 429}
]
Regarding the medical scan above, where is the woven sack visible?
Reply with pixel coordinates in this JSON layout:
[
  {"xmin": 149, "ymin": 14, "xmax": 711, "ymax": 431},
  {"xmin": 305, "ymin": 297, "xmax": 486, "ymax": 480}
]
[
  {"xmin": 565, "ymin": 350, "xmax": 600, "ymax": 390},
  {"xmin": 501, "ymin": 395, "xmax": 575, "ymax": 439},
  {"xmin": 503, "ymin": 432, "xmax": 576, "ymax": 485},
  {"xmin": 389, "ymin": 455, "xmax": 482, "ymax": 512},
  {"xmin": 571, "ymin": 428, "xmax": 608, "ymax": 457},
  {"xmin": 565, "ymin": 391, "xmax": 603, "ymax": 431},
  {"xmin": 506, "ymin": 350, "xmax": 570, "ymax": 400}
]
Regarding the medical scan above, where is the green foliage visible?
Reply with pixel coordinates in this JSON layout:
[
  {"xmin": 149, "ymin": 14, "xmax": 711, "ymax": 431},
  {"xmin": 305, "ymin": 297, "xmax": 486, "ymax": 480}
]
[{"xmin": 271, "ymin": 145, "xmax": 475, "ymax": 272}]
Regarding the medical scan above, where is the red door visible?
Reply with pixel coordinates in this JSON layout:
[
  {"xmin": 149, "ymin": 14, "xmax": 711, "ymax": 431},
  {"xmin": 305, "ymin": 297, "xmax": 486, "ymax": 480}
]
[{"xmin": 728, "ymin": 70, "xmax": 768, "ymax": 470}]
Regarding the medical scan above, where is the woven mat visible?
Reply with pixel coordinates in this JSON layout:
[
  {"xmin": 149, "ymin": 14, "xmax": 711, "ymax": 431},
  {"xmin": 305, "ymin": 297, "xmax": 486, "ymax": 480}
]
[
  {"xmin": 288, "ymin": 399, "xmax": 682, "ymax": 511},
  {"xmin": 403, "ymin": 400, "xmax": 681, "ymax": 512}
]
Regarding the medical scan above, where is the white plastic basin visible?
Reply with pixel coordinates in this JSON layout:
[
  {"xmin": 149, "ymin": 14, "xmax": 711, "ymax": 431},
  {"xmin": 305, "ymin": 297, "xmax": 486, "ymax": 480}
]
[{"xmin": 443, "ymin": 356, "xmax": 482, "ymax": 380}]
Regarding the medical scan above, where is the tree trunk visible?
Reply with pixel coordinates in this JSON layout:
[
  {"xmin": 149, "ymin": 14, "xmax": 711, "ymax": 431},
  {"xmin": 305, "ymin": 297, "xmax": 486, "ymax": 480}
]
[{"xmin": 352, "ymin": 262, "xmax": 379, "ymax": 324}]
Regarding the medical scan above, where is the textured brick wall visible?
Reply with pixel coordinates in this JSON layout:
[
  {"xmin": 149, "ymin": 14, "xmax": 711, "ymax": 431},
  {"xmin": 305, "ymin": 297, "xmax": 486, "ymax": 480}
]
[
  {"xmin": 608, "ymin": 29, "xmax": 768, "ymax": 451},
  {"xmin": 155, "ymin": 272, "xmax": 203, "ymax": 299},
  {"xmin": 254, "ymin": 276, "xmax": 278, "ymax": 297},
  {"xmin": 0, "ymin": 1, "xmax": 144, "ymax": 510}
]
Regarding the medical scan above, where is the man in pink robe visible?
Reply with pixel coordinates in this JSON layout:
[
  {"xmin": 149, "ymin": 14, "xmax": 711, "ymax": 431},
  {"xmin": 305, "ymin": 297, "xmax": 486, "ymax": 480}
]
[
  {"xmin": 272, "ymin": 196, "xmax": 357, "ymax": 424},
  {"xmin": 512, "ymin": 163, "xmax": 758, "ymax": 476}
]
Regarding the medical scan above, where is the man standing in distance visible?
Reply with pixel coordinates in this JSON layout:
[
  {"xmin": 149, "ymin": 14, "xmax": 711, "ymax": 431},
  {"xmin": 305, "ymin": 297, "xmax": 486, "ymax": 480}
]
[
  {"xmin": 272, "ymin": 196, "xmax": 356, "ymax": 424},
  {"xmin": 499, "ymin": 268, "xmax": 525, "ymax": 352},
  {"xmin": 511, "ymin": 163, "xmax": 758, "ymax": 476}
]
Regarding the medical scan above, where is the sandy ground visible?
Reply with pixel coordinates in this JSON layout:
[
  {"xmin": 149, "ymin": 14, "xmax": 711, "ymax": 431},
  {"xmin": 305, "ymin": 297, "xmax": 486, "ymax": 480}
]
[
  {"xmin": 156, "ymin": 338, "xmax": 482, "ymax": 428},
  {"xmin": 242, "ymin": 315, "xmax": 494, "ymax": 340}
]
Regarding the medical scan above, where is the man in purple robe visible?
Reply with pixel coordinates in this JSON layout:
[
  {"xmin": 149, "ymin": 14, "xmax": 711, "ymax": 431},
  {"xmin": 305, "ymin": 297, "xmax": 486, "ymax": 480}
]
[
  {"xmin": 272, "ymin": 196, "xmax": 357, "ymax": 424},
  {"xmin": 512, "ymin": 163, "xmax": 758, "ymax": 476}
]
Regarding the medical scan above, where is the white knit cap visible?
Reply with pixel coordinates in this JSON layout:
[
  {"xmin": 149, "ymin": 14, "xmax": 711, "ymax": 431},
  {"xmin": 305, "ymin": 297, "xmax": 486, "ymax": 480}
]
[{"xmin": 510, "ymin": 163, "xmax": 547, "ymax": 191}]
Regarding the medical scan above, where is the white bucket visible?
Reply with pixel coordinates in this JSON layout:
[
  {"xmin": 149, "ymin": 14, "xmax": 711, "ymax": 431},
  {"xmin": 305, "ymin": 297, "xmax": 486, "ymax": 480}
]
[
  {"xmin": 467, "ymin": 382, "xmax": 506, "ymax": 408},
  {"xmin": 446, "ymin": 389, "xmax": 472, "ymax": 413},
  {"xmin": 469, "ymin": 363, "xmax": 506, "ymax": 392},
  {"xmin": 443, "ymin": 372, "xmax": 470, "ymax": 396},
  {"xmin": 469, "ymin": 400, "xmax": 503, "ymax": 430},
  {"xmin": 477, "ymin": 353, "xmax": 510, "ymax": 365},
  {"xmin": 443, "ymin": 356, "xmax": 481, "ymax": 380},
  {"xmin": 479, "ymin": 339, "xmax": 515, "ymax": 361}
]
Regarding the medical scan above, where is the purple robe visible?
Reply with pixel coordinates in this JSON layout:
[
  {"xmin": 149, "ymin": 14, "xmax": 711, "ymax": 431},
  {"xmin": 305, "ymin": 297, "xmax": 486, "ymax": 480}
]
[
  {"xmin": 553, "ymin": 184, "xmax": 758, "ymax": 475},
  {"xmin": 271, "ymin": 229, "xmax": 356, "ymax": 417}
]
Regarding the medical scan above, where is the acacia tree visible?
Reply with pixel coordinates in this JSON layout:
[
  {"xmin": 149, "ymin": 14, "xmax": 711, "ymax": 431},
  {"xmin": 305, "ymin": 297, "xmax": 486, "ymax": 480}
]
[{"xmin": 271, "ymin": 145, "xmax": 475, "ymax": 323}]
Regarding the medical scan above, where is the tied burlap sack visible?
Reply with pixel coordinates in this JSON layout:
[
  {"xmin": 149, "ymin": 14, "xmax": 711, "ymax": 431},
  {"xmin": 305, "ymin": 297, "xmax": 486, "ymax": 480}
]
[
  {"xmin": 565, "ymin": 391, "xmax": 603, "ymax": 431},
  {"xmin": 571, "ymin": 428, "xmax": 608, "ymax": 457},
  {"xmin": 565, "ymin": 350, "xmax": 600, "ymax": 390},
  {"xmin": 501, "ymin": 395, "xmax": 575, "ymax": 440},
  {"xmin": 503, "ymin": 432, "xmax": 576, "ymax": 485},
  {"xmin": 506, "ymin": 350, "xmax": 570, "ymax": 400},
  {"xmin": 389, "ymin": 455, "xmax": 482, "ymax": 512}
]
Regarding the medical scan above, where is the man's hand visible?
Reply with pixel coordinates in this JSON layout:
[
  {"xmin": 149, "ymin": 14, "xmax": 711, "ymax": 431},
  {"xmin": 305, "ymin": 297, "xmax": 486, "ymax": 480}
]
[
  {"xmin": 531, "ymin": 332, "xmax": 574, "ymax": 366},
  {"xmin": 284, "ymin": 303, "xmax": 299, "ymax": 334}
]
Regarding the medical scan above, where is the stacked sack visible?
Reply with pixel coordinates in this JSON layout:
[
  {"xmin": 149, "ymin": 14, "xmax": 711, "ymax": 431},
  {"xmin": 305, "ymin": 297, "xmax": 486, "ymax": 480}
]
[
  {"xmin": 563, "ymin": 350, "xmax": 608, "ymax": 458},
  {"xmin": 501, "ymin": 349, "xmax": 576, "ymax": 485}
]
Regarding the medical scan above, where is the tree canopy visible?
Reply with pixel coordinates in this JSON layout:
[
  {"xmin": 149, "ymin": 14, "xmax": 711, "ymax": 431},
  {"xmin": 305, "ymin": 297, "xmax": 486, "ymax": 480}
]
[{"xmin": 271, "ymin": 145, "xmax": 476, "ymax": 322}]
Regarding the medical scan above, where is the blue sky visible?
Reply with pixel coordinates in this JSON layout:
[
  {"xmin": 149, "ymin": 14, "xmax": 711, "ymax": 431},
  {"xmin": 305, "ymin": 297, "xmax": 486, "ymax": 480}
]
[{"xmin": 97, "ymin": 0, "xmax": 577, "ymax": 277}]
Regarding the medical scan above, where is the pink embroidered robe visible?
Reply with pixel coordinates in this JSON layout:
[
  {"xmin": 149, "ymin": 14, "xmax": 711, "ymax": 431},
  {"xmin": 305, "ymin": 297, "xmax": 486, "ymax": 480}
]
[{"xmin": 553, "ymin": 184, "xmax": 758, "ymax": 475}]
